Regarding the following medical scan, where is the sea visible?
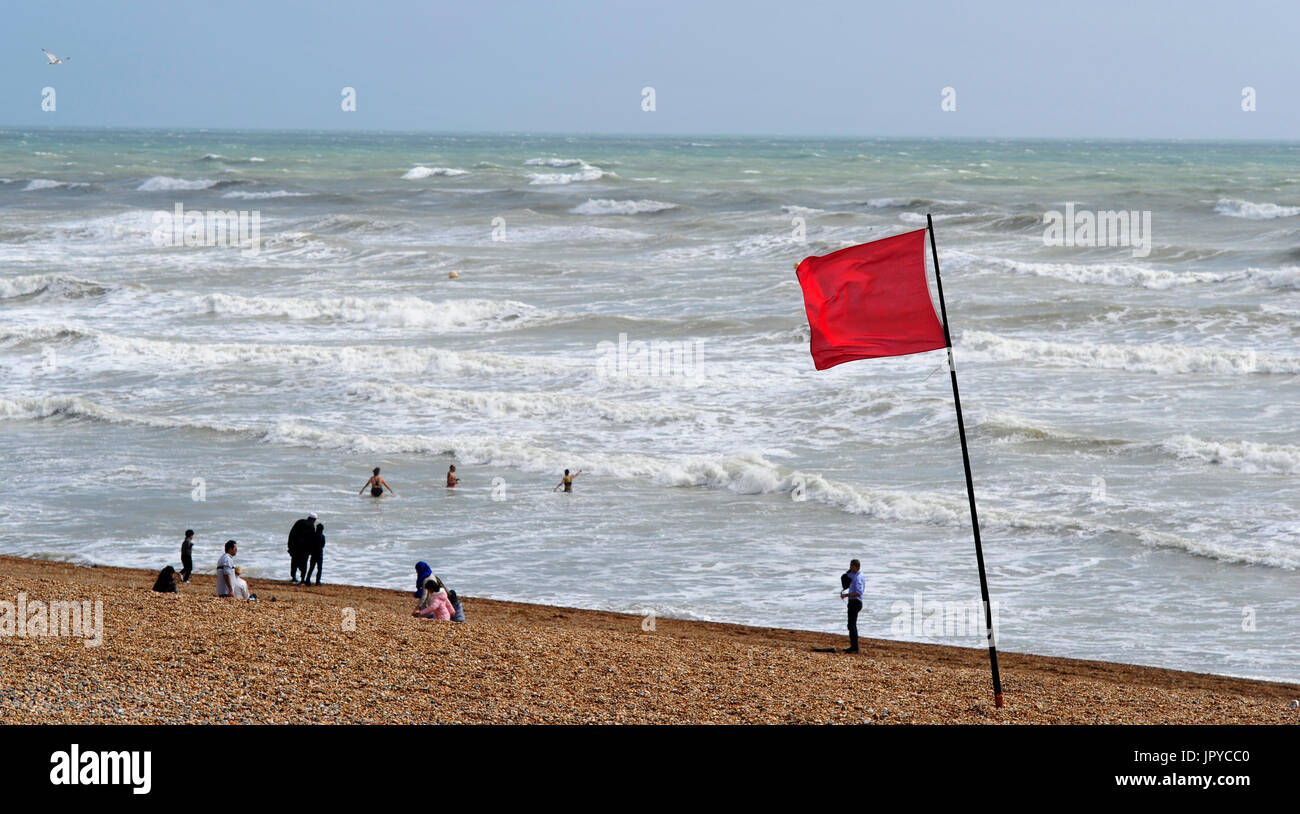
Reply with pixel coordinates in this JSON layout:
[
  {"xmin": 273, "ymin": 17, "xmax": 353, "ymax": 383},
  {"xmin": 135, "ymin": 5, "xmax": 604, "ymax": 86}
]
[{"xmin": 1, "ymin": 129, "xmax": 1296, "ymax": 682}]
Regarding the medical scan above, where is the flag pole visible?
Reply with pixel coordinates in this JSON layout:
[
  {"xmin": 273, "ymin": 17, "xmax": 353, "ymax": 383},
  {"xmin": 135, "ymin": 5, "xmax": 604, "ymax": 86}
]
[{"xmin": 926, "ymin": 213, "xmax": 1004, "ymax": 709}]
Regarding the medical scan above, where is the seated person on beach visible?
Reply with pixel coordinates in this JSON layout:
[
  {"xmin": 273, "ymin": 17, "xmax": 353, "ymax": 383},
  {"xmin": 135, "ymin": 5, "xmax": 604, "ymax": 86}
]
[
  {"xmin": 233, "ymin": 566, "xmax": 255, "ymax": 600},
  {"xmin": 413, "ymin": 578, "xmax": 453, "ymax": 621},
  {"xmin": 446, "ymin": 464, "xmax": 459, "ymax": 488},
  {"xmin": 553, "ymin": 468, "xmax": 583, "ymax": 492},
  {"xmin": 360, "ymin": 467, "xmax": 395, "ymax": 498},
  {"xmin": 152, "ymin": 565, "xmax": 178, "ymax": 593},
  {"xmin": 414, "ymin": 561, "xmax": 433, "ymax": 598},
  {"xmin": 216, "ymin": 540, "xmax": 238, "ymax": 597},
  {"xmin": 446, "ymin": 589, "xmax": 465, "ymax": 622}
]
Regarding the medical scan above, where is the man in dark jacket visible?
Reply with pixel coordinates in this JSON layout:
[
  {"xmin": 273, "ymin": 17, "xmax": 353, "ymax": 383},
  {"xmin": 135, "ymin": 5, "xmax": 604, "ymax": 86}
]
[
  {"xmin": 304, "ymin": 522, "xmax": 325, "ymax": 586},
  {"xmin": 287, "ymin": 512, "xmax": 317, "ymax": 584}
]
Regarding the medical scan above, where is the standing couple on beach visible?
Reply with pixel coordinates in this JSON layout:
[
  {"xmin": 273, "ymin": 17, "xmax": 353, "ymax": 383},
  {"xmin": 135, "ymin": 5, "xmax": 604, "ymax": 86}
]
[{"xmin": 288, "ymin": 513, "xmax": 325, "ymax": 586}]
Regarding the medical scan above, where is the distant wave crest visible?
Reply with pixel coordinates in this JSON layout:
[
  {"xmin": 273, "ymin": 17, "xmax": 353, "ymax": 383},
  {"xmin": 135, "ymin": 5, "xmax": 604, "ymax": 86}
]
[
  {"xmin": 1214, "ymin": 198, "xmax": 1300, "ymax": 220},
  {"xmin": 572, "ymin": 198, "xmax": 677, "ymax": 215},
  {"xmin": 960, "ymin": 330, "xmax": 1300, "ymax": 375},
  {"xmin": 401, "ymin": 166, "xmax": 470, "ymax": 179}
]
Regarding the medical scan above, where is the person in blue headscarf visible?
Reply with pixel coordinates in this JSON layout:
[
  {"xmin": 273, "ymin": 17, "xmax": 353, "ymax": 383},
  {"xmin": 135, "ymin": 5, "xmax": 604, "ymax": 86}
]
[{"xmin": 414, "ymin": 561, "xmax": 433, "ymax": 598}]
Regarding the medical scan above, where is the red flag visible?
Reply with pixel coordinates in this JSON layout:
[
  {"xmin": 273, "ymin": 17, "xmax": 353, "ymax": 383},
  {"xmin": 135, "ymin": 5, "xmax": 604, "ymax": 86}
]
[{"xmin": 796, "ymin": 229, "xmax": 947, "ymax": 370}]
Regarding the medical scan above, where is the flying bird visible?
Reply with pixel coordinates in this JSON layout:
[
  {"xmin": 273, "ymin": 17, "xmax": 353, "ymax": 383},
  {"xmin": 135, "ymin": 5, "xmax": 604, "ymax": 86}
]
[{"xmin": 41, "ymin": 49, "xmax": 69, "ymax": 65}]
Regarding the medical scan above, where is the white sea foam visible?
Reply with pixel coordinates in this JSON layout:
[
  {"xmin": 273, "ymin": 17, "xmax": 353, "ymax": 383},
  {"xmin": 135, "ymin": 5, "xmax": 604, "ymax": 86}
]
[
  {"xmin": 1241, "ymin": 265, "xmax": 1300, "ymax": 290},
  {"xmin": 523, "ymin": 157, "xmax": 585, "ymax": 167},
  {"xmin": 572, "ymin": 198, "xmax": 677, "ymax": 215},
  {"xmin": 1162, "ymin": 435, "xmax": 1300, "ymax": 475},
  {"xmin": 1, "ymin": 390, "xmax": 1294, "ymax": 570},
  {"xmin": 0, "ymin": 397, "xmax": 1088, "ymax": 536},
  {"xmin": 23, "ymin": 179, "xmax": 67, "ymax": 191},
  {"xmin": 653, "ymin": 232, "xmax": 805, "ymax": 262},
  {"xmin": 781, "ymin": 205, "xmax": 825, "ymax": 216},
  {"xmin": 348, "ymin": 382, "xmax": 708, "ymax": 425},
  {"xmin": 527, "ymin": 162, "xmax": 611, "ymax": 185},
  {"xmin": 401, "ymin": 166, "xmax": 470, "ymax": 179},
  {"xmin": 195, "ymin": 293, "xmax": 553, "ymax": 332},
  {"xmin": 0, "ymin": 396, "xmax": 243, "ymax": 435},
  {"xmin": 137, "ymin": 176, "xmax": 220, "ymax": 191},
  {"xmin": 1214, "ymin": 197, "xmax": 1300, "ymax": 219},
  {"xmin": 960, "ymin": 330, "xmax": 1300, "ymax": 375},
  {"xmin": 977, "ymin": 412, "xmax": 1300, "ymax": 475},
  {"xmin": 65, "ymin": 326, "xmax": 579, "ymax": 378},
  {"xmin": 0, "ymin": 274, "xmax": 106, "ymax": 300},
  {"xmin": 221, "ymin": 189, "xmax": 309, "ymax": 200},
  {"xmin": 948, "ymin": 251, "xmax": 1230, "ymax": 290}
]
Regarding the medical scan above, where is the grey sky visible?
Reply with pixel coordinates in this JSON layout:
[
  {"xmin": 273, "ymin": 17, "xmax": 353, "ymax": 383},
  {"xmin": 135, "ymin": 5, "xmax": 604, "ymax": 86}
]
[{"xmin": 3, "ymin": 0, "xmax": 1297, "ymax": 137}]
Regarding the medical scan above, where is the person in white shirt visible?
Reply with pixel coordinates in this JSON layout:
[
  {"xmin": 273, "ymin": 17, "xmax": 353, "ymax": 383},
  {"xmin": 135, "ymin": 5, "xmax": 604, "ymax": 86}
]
[
  {"xmin": 840, "ymin": 558, "xmax": 865, "ymax": 653},
  {"xmin": 233, "ymin": 566, "xmax": 251, "ymax": 600},
  {"xmin": 216, "ymin": 540, "xmax": 238, "ymax": 597}
]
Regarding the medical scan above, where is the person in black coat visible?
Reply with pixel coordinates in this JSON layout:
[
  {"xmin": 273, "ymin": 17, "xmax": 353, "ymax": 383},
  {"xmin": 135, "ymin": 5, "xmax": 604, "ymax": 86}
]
[
  {"xmin": 152, "ymin": 565, "xmax": 178, "ymax": 593},
  {"xmin": 179, "ymin": 529, "xmax": 195, "ymax": 583},
  {"xmin": 304, "ymin": 523, "xmax": 325, "ymax": 586},
  {"xmin": 287, "ymin": 512, "xmax": 317, "ymax": 584}
]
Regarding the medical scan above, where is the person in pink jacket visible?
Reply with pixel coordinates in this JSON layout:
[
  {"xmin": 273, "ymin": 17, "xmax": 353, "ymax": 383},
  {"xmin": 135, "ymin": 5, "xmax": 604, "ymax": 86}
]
[{"xmin": 413, "ymin": 578, "xmax": 453, "ymax": 621}]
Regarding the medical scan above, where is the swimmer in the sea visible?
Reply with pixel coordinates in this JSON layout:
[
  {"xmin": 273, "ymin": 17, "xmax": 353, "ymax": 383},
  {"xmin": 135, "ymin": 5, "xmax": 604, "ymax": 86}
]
[
  {"xmin": 360, "ymin": 467, "xmax": 395, "ymax": 497},
  {"xmin": 553, "ymin": 468, "xmax": 583, "ymax": 493},
  {"xmin": 446, "ymin": 465, "xmax": 459, "ymax": 488}
]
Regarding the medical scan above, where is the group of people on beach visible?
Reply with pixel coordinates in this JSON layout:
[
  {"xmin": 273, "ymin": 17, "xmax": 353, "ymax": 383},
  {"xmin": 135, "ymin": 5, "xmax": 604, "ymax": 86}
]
[
  {"xmin": 147, "ymin": 462, "xmax": 592, "ymax": 623},
  {"xmin": 411, "ymin": 561, "xmax": 465, "ymax": 622},
  {"xmin": 152, "ymin": 535, "xmax": 254, "ymax": 600}
]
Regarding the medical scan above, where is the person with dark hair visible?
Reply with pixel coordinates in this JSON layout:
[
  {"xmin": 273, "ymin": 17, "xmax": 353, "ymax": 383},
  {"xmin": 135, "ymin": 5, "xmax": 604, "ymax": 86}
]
[
  {"xmin": 553, "ymin": 468, "xmax": 583, "ymax": 492},
  {"xmin": 287, "ymin": 512, "xmax": 317, "ymax": 584},
  {"xmin": 413, "ymin": 578, "xmax": 453, "ymax": 620},
  {"xmin": 179, "ymin": 529, "xmax": 195, "ymax": 583},
  {"xmin": 305, "ymin": 523, "xmax": 325, "ymax": 586},
  {"xmin": 216, "ymin": 540, "xmax": 238, "ymax": 597},
  {"xmin": 447, "ymin": 589, "xmax": 465, "ymax": 623},
  {"xmin": 360, "ymin": 467, "xmax": 394, "ymax": 498},
  {"xmin": 152, "ymin": 565, "xmax": 178, "ymax": 593},
  {"xmin": 839, "ymin": 558, "xmax": 864, "ymax": 653},
  {"xmin": 446, "ymin": 464, "xmax": 459, "ymax": 488}
]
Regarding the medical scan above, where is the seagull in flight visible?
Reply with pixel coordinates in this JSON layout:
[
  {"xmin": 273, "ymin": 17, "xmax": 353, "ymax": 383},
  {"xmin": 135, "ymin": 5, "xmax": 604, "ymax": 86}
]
[{"xmin": 41, "ymin": 49, "xmax": 69, "ymax": 65}]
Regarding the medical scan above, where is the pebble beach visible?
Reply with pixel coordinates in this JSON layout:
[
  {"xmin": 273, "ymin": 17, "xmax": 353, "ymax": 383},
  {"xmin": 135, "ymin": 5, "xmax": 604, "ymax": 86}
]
[{"xmin": 1, "ymin": 555, "xmax": 1295, "ymax": 725}]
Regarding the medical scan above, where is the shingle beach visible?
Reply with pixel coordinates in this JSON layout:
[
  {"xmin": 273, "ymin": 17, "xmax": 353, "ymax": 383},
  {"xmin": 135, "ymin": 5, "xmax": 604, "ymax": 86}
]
[{"xmin": 1, "ymin": 555, "xmax": 1295, "ymax": 725}]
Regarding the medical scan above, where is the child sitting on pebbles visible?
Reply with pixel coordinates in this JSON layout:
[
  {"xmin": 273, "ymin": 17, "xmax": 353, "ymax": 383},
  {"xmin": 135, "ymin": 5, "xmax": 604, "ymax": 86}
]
[
  {"xmin": 413, "ymin": 577, "xmax": 452, "ymax": 621},
  {"xmin": 233, "ymin": 566, "xmax": 256, "ymax": 601}
]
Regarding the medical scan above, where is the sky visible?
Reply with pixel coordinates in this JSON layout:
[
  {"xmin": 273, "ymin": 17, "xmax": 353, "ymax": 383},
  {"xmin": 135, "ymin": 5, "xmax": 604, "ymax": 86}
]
[{"xmin": 2, "ymin": 0, "xmax": 1297, "ymax": 138}]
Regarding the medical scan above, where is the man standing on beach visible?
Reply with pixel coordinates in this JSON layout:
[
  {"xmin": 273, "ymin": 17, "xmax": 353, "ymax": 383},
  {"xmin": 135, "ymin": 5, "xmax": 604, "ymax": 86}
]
[
  {"xmin": 287, "ymin": 512, "xmax": 317, "ymax": 584},
  {"xmin": 180, "ymin": 529, "xmax": 195, "ymax": 583},
  {"xmin": 305, "ymin": 522, "xmax": 325, "ymax": 586},
  {"xmin": 840, "ymin": 559, "xmax": 864, "ymax": 653},
  {"xmin": 216, "ymin": 540, "xmax": 238, "ymax": 598}
]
